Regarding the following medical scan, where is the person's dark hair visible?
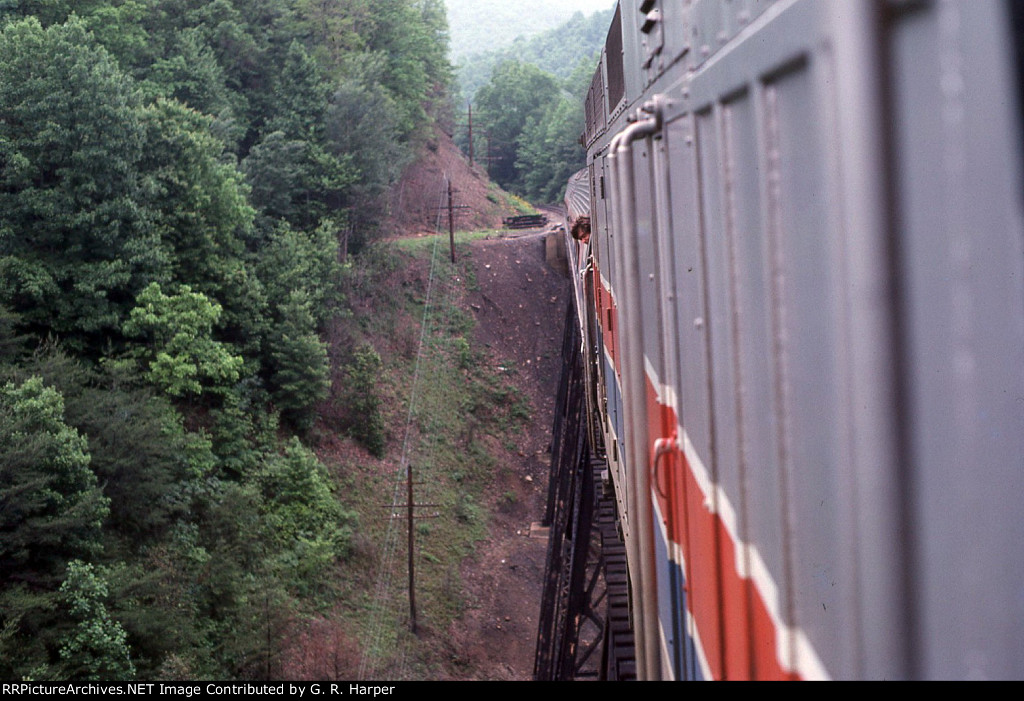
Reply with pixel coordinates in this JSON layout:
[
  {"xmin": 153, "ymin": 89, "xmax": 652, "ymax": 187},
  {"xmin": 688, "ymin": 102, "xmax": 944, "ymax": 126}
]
[{"xmin": 571, "ymin": 216, "xmax": 591, "ymax": 242}]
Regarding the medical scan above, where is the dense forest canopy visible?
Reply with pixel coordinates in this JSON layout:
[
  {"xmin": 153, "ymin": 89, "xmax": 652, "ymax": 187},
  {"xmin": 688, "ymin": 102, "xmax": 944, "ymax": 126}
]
[
  {"xmin": 457, "ymin": 8, "xmax": 613, "ymax": 202},
  {"xmin": 445, "ymin": 0, "xmax": 614, "ymax": 60},
  {"xmin": 0, "ymin": 0, "xmax": 450, "ymax": 680},
  {"xmin": 455, "ymin": 8, "xmax": 615, "ymax": 104},
  {"xmin": 0, "ymin": 0, "xmax": 614, "ymax": 680}
]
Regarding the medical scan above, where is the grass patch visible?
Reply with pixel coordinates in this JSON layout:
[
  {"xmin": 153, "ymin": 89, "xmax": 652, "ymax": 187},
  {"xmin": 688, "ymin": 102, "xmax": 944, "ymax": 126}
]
[
  {"xmin": 391, "ymin": 229, "xmax": 503, "ymax": 255},
  {"xmin": 487, "ymin": 183, "xmax": 536, "ymax": 216}
]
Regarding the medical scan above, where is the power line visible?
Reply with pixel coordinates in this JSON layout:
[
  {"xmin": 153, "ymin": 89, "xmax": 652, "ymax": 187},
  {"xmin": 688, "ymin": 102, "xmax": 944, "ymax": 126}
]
[{"xmin": 358, "ymin": 174, "xmax": 449, "ymax": 681}]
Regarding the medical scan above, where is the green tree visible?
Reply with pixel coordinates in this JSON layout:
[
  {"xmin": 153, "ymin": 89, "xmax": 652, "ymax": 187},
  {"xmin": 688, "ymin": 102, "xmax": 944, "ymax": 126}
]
[
  {"xmin": 138, "ymin": 98, "xmax": 255, "ymax": 298},
  {"xmin": 78, "ymin": 1, "xmax": 157, "ymax": 75},
  {"xmin": 243, "ymin": 131, "xmax": 355, "ymax": 233},
  {"xmin": 516, "ymin": 97, "xmax": 586, "ymax": 202},
  {"xmin": 58, "ymin": 561, "xmax": 136, "ymax": 681},
  {"xmin": 0, "ymin": 377, "xmax": 108, "ymax": 579},
  {"xmin": 326, "ymin": 64, "xmax": 407, "ymax": 247},
  {"xmin": 10, "ymin": 348, "xmax": 194, "ymax": 549},
  {"xmin": 0, "ymin": 18, "xmax": 166, "ymax": 349},
  {"xmin": 343, "ymin": 345, "xmax": 386, "ymax": 457},
  {"xmin": 293, "ymin": 0, "xmax": 373, "ymax": 73},
  {"xmin": 474, "ymin": 60, "xmax": 560, "ymax": 191},
  {"xmin": 243, "ymin": 133, "xmax": 311, "ymax": 226},
  {"xmin": 136, "ymin": 97, "xmax": 267, "ymax": 361},
  {"xmin": 267, "ymin": 290, "xmax": 330, "ymax": 433},
  {"xmin": 0, "ymin": 375, "xmax": 108, "ymax": 678},
  {"xmin": 418, "ymin": 0, "xmax": 454, "ymax": 93},
  {"xmin": 256, "ymin": 221, "xmax": 342, "ymax": 324},
  {"xmin": 0, "ymin": 304, "xmax": 27, "ymax": 363},
  {"xmin": 359, "ymin": 0, "xmax": 450, "ymax": 136},
  {"xmin": 146, "ymin": 29, "xmax": 239, "ymax": 122},
  {"xmin": 257, "ymin": 438, "xmax": 355, "ymax": 589},
  {"xmin": 0, "ymin": 0, "xmax": 108, "ymax": 27},
  {"xmin": 123, "ymin": 283, "xmax": 243, "ymax": 398},
  {"xmin": 267, "ymin": 41, "xmax": 330, "ymax": 141}
]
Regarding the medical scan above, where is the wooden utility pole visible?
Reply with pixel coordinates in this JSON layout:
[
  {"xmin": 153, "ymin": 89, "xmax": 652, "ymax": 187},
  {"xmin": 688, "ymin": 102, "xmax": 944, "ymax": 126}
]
[
  {"xmin": 468, "ymin": 103, "xmax": 474, "ymax": 167},
  {"xmin": 384, "ymin": 466, "xmax": 440, "ymax": 635},
  {"xmin": 448, "ymin": 181, "xmax": 456, "ymax": 263},
  {"xmin": 407, "ymin": 464, "xmax": 417, "ymax": 634}
]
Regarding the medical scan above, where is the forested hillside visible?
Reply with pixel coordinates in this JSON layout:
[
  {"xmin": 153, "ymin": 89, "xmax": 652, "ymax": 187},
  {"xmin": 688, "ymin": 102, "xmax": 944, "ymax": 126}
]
[
  {"xmin": 456, "ymin": 8, "xmax": 615, "ymax": 104},
  {"xmin": 0, "ymin": 0, "xmax": 451, "ymax": 680},
  {"xmin": 445, "ymin": 0, "xmax": 614, "ymax": 61},
  {"xmin": 458, "ymin": 9, "xmax": 613, "ymax": 203}
]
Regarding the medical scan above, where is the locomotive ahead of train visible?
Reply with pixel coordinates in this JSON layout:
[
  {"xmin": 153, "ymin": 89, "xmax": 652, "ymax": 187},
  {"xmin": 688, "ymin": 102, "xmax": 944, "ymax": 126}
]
[{"xmin": 545, "ymin": 0, "xmax": 1024, "ymax": 681}]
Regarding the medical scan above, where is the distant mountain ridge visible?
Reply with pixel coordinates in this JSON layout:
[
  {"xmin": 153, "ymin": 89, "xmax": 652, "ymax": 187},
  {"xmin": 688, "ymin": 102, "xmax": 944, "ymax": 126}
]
[
  {"xmin": 446, "ymin": 0, "xmax": 616, "ymax": 61},
  {"xmin": 455, "ymin": 7, "xmax": 615, "ymax": 103}
]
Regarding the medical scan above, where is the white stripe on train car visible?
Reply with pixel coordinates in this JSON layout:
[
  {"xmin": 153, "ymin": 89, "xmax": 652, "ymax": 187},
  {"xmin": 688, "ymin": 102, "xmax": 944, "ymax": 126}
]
[
  {"xmin": 647, "ymin": 355, "xmax": 831, "ymax": 681},
  {"xmin": 596, "ymin": 280, "xmax": 831, "ymax": 679}
]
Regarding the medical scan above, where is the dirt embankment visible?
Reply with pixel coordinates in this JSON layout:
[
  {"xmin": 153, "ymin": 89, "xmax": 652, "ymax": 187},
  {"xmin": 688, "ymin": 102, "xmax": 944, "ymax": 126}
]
[
  {"xmin": 332, "ymin": 126, "xmax": 571, "ymax": 680},
  {"xmin": 394, "ymin": 132, "xmax": 572, "ymax": 679},
  {"xmin": 386, "ymin": 127, "xmax": 512, "ymax": 236},
  {"xmin": 442, "ymin": 230, "xmax": 569, "ymax": 680}
]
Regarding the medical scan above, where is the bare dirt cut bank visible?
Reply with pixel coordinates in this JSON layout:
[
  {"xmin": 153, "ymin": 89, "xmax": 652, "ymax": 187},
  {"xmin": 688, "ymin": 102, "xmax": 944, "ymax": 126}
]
[
  {"xmin": 384, "ymin": 125, "xmax": 536, "ymax": 238},
  {"xmin": 311, "ymin": 229, "xmax": 568, "ymax": 680},
  {"xmin": 304, "ymin": 126, "xmax": 571, "ymax": 680},
  {"xmin": 444, "ymin": 229, "xmax": 569, "ymax": 679}
]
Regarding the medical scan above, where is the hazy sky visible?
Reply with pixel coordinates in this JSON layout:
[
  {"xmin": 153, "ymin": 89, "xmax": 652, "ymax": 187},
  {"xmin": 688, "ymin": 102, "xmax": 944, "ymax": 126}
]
[
  {"xmin": 553, "ymin": 0, "xmax": 618, "ymax": 13},
  {"xmin": 445, "ymin": 0, "xmax": 618, "ymax": 60}
]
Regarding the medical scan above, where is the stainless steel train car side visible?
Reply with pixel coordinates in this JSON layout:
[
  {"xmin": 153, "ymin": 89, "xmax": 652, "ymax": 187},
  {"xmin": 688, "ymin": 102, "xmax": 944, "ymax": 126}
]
[{"xmin": 574, "ymin": 0, "xmax": 1024, "ymax": 680}]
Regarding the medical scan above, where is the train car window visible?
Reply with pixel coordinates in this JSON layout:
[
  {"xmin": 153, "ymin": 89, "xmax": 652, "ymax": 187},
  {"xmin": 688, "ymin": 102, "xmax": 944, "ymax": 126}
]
[
  {"xmin": 586, "ymin": 64, "xmax": 606, "ymax": 144},
  {"xmin": 606, "ymin": 5, "xmax": 625, "ymax": 112},
  {"xmin": 585, "ymin": 78, "xmax": 595, "ymax": 141}
]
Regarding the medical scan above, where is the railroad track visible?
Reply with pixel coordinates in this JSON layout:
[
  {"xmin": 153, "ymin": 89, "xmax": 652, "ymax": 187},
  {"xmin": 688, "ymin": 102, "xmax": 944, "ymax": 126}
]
[{"xmin": 595, "ymin": 469, "xmax": 635, "ymax": 681}]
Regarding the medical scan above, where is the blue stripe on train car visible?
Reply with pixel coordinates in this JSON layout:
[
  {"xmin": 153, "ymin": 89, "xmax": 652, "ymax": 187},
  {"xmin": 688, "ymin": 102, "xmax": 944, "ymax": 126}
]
[
  {"xmin": 604, "ymin": 354, "xmax": 626, "ymax": 452},
  {"xmin": 654, "ymin": 517, "xmax": 704, "ymax": 681}
]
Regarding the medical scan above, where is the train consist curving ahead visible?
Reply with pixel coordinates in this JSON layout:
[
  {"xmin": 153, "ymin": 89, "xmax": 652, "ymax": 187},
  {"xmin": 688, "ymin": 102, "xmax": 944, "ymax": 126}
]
[{"xmin": 544, "ymin": 0, "xmax": 1024, "ymax": 681}]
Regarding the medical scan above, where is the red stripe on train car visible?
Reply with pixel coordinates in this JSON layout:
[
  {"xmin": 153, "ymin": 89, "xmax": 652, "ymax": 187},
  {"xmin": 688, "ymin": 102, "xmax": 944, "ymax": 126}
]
[
  {"xmin": 594, "ymin": 271, "xmax": 621, "ymax": 377},
  {"xmin": 646, "ymin": 380, "xmax": 797, "ymax": 680},
  {"xmin": 588, "ymin": 258, "xmax": 798, "ymax": 679}
]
